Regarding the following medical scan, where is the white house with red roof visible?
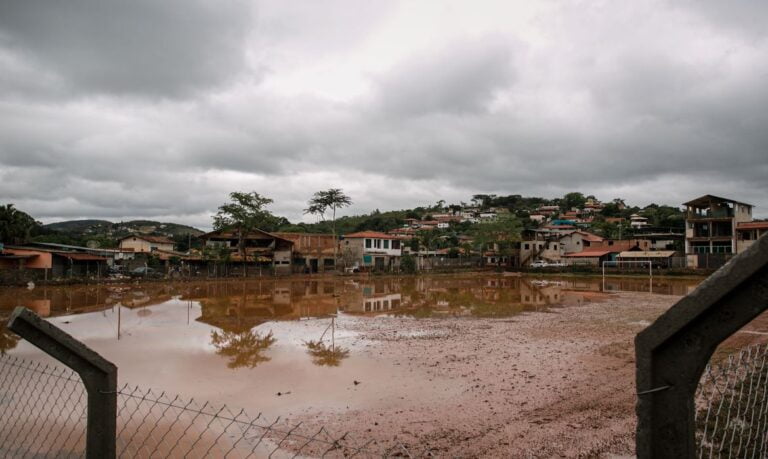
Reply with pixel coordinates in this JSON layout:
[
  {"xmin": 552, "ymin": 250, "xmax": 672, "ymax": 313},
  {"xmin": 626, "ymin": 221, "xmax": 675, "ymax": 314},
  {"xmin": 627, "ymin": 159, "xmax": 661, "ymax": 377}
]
[{"xmin": 341, "ymin": 231, "xmax": 402, "ymax": 271}]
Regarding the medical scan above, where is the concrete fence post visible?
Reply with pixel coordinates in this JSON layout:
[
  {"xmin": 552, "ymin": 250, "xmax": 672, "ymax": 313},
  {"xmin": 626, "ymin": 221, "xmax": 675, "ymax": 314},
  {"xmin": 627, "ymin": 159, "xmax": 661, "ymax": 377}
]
[
  {"xmin": 7, "ymin": 307, "xmax": 117, "ymax": 459},
  {"xmin": 635, "ymin": 234, "xmax": 768, "ymax": 458}
]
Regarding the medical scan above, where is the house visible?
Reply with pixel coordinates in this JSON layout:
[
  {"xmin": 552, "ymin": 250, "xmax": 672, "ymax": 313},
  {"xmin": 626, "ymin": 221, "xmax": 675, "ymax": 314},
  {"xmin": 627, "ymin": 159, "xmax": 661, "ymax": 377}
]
[
  {"xmin": 273, "ymin": 232, "xmax": 337, "ymax": 273},
  {"xmin": 0, "ymin": 245, "xmax": 108, "ymax": 278},
  {"xmin": 629, "ymin": 214, "xmax": 649, "ymax": 229},
  {"xmin": 340, "ymin": 231, "xmax": 402, "ymax": 271},
  {"xmin": 562, "ymin": 249, "xmax": 615, "ymax": 267},
  {"xmin": 199, "ymin": 229, "xmax": 294, "ymax": 273},
  {"xmin": 736, "ymin": 221, "xmax": 768, "ymax": 253},
  {"xmin": 119, "ymin": 235, "xmax": 175, "ymax": 253},
  {"xmin": 683, "ymin": 195, "xmax": 754, "ymax": 255},
  {"xmin": 562, "ymin": 241, "xmax": 649, "ymax": 267},
  {"xmin": 26, "ymin": 242, "xmax": 136, "ymax": 267},
  {"xmin": 388, "ymin": 227, "xmax": 417, "ymax": 239},
  {"xmin": 537, "ymin": 205, "xmax": 560, "ymax": 217},
  {"xmin": 529, "ymin": 213, "xmax": 546, "ymax": 223}
]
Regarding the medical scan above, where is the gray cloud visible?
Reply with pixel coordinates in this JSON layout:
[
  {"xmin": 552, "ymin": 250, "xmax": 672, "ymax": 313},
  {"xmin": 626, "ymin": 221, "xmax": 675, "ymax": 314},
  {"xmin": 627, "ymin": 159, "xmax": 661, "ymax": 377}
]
[
  {"xmin": 0, "ymin": 0, "xmax": 254, "ymax": 98},
  {"xmin": 374, "ymin": 37, "xmax": 516, "ymax": 116},
  {"xmin": 1, "ymin": 0, "xmax": 767, "ymax": 229}
]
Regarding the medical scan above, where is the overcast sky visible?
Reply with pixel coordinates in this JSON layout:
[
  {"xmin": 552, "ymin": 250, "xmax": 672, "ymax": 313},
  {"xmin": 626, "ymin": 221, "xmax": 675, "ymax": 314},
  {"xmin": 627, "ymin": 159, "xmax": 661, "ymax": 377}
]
[{"xmin": 1, "ymin": 0, "xmax": 767, "ymax": 229}]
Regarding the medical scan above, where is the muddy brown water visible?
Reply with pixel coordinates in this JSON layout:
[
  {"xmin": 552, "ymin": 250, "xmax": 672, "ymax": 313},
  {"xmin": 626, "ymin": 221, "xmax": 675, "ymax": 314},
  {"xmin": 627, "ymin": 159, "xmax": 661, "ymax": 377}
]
[{"xmin": 0, "ymin": 275, "xmax": 700, "ymax": 418}]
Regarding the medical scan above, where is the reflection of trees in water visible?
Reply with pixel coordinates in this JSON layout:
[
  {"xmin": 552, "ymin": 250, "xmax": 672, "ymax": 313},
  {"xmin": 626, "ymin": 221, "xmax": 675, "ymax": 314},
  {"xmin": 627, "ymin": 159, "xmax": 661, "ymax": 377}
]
[
  {"xmin": 210, "ymin": 330, "xmax": 276, "ymax": 369},
  {"xmin": 0, "ymin": 322, "xmax": 20, "ymax": 354},
  {"xmin": 304, "ymin": 340, "xmax": 349, "ymax": 367},
  {"xmin": 304, "ymin": 318, "xmax": 349, "ymax": 367}
]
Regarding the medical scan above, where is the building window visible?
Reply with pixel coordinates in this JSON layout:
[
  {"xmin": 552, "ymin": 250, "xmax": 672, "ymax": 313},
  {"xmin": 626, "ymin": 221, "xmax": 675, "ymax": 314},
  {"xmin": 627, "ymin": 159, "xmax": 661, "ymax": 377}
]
[
  {"xmin": 524, "ymin": 243, "xmax": 529, "ymax": 250},
  {"xmin": 365, "ymin": 239, "xmax": 372, "ymax": 248},
  {"xmin": 383, "ymin": 240, "xmax": 390, "ymax": 249},
  {"xmin": 374, "ymin": 239, "xmax": 381, "ymax": 249},
  {"xmin": 392, "ymin": 240, "xmax": 401, "ymax": 250}
]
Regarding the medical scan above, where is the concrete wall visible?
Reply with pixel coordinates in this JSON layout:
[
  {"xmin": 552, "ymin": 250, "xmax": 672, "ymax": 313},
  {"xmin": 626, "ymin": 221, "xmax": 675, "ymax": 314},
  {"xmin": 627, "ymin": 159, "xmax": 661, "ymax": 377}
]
[
  {"xmin": 119, "ymin": 237, "xmax": 174, "ymax": 253},
  {"xmin": 3, "ymin": 249, "xmax": 53, "ymax": 269}
]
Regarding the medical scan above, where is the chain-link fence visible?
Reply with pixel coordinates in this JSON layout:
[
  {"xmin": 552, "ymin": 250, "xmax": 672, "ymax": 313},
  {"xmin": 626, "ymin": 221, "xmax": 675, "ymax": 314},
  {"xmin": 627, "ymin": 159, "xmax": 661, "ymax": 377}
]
[
  {"xmin": 0, "ymin": 355, "xmax": 87, "ymax": 458},
  {"xmin": 0, "ymin": 353, "xmax": 432, "ymax": 458},
  {"xmin": 695, "ymin": 343, "xmax": 768, "ymax": 458}
]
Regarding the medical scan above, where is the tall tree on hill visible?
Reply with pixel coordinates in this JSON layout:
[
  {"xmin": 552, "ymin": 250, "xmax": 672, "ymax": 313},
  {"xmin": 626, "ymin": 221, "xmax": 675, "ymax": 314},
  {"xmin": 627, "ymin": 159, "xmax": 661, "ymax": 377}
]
[
  {"xmin": 562, "ymin": 192, "xmax": 587, "ymax": 211},
  {"xmin": 472, "ymin": 215, "xmax": 523, "ymax": 268},
  {"xmin": 213, "ymin": 192, "xmax": 276, "ymax": 277},
  {"xmin": 305, "ymin": 189, "xmax": 352, "ymax": 269},
  {"xmin": 0, "ymin": 204, "xmax": 39, "ymax": 244}
]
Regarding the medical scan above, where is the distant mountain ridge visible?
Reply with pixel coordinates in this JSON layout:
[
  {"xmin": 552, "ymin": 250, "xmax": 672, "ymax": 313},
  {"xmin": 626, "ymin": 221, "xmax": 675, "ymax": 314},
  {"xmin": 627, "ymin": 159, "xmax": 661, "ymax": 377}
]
[{"xmin": 43, "ymin": 219, "xmax": 204, "ymax": 238}]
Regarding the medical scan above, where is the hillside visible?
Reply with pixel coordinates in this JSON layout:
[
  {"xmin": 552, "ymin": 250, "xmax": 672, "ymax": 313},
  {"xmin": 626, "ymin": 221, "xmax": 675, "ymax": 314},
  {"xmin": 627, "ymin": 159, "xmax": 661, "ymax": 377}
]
[{"xmin": 43, "ymin": 219, "xmax": 204, "ymax": 237}]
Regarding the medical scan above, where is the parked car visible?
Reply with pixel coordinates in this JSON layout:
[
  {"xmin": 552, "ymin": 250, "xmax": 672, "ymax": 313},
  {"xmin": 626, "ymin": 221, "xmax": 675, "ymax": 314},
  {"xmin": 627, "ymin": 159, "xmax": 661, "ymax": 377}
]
[
  {"xmin": 530, "ymin": 260, "xmax": 549, "ymax": 268},
  {"xmin": 130, "ymin": 267, "xmax": 162, "ymax": 278}
]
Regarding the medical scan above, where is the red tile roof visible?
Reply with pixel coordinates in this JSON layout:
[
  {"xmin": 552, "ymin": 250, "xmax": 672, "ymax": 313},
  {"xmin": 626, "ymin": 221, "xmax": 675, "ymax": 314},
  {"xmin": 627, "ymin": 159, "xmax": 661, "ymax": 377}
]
[
  {"xmin": 343, "ymin": 231, "xmax": 396, "ymax": 240},
  {"xmin": 564, "ymin": 250, "xmax": 612, "ymax": 257},
  {"xmin": 737, "ymin": 222, "xmax": 768, "ymax": 230},
  {"xmin": 576, "ymin": 231, "xmax": 604, "ymax": 242}
]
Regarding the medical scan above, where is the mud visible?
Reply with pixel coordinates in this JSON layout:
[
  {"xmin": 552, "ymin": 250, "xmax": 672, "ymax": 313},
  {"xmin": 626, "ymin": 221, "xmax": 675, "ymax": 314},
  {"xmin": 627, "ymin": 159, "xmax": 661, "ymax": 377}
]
[{"xmin": 290, "ymin": 292, "xmax": 673, "ymax": 457}]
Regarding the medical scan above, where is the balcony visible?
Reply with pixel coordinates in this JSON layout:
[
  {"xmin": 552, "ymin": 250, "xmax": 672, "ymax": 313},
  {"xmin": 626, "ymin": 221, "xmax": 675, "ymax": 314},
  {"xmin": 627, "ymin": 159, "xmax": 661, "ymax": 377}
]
[{"xmin": 686, "ymin": 209, "xmax": 733, "ymax": 220}]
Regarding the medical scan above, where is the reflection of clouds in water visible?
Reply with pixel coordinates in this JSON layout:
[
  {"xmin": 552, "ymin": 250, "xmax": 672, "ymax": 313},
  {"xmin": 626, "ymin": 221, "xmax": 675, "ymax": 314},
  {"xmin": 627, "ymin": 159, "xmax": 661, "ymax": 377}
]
[{"xmin": 210, "ymin": 330, "xmax": 276, "ymax": 369}]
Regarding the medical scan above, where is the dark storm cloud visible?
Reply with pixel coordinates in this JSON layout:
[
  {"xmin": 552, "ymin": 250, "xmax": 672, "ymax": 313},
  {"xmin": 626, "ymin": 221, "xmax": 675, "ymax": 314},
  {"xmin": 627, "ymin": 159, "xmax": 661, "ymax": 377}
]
[
  {"xmin": 1, "ymin": 0, "xmax": 768, "ymax": 227},
  {"xmin": 0, "ymin": 0, "xmax": 253, "ymax": 98}
]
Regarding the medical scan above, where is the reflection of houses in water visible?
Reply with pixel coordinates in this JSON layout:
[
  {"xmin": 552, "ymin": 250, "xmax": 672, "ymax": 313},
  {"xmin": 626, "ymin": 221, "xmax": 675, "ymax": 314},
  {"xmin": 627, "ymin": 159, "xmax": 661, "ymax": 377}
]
[
  {"xmin": 339, "ymin": 278, "xmax": 405, "ymax": 314},
  {"xmin": 190, "ymin": 281, "xmax": 341, "ymax": 332},
  {"xmin": 360, "ymin": 294, "xmax": 402, "ymax": 313}
]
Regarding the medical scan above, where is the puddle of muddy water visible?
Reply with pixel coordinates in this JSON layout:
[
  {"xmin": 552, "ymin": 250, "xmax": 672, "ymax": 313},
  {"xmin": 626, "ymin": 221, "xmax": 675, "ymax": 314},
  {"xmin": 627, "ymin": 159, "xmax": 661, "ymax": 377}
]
[{"xmin": 0, "ymin": 275, "xmax": 700, "ymax": 417}]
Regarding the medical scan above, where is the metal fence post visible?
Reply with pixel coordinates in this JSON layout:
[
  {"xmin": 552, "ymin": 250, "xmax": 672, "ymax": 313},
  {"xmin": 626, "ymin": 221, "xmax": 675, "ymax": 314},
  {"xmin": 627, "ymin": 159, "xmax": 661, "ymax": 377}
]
[
  {"xmin": 7, "ymin": 307, "xmax": 117, "ymax": 459},
  {"xmin": 635, "ymin": 235, "xmax": 768, "ymax": 458}
]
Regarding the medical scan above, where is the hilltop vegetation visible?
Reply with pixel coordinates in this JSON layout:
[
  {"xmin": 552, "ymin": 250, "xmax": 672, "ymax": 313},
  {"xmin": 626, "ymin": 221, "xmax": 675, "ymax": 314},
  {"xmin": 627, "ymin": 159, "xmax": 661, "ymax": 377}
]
[{"xmin": 2, "ymin": 191, "xmax": 686, "ymax": 251}]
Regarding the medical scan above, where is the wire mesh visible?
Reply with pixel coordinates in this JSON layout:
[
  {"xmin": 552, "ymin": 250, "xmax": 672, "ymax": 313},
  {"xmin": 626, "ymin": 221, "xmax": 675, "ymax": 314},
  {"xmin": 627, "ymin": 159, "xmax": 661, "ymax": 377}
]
[
  {"xmin": 115, "ymin": 384, "xmax": 433, "ymax": 458},
  {"xmin": 696, "ymin": 343, "xmax": 768, "ymax": 458},
  {"xmin": 0, "ymin": 354, "xmax": 87, "ymax": 458},
  {"xmin": 0, "ymin": 353, "xmax": 432, "ymax": 458}
]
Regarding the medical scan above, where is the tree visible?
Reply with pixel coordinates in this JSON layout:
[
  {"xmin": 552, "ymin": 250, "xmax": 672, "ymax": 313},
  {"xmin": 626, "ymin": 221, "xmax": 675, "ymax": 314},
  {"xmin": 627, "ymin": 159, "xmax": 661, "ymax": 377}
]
[
  {"xmin": 401, "ymin": 253, "xmax": 417, "ymax": 274},
  {"xmin": 213, "ymin": 192, "xmax": 277, "ymax": 277},
  {"xmin": 305, "ymin": 189, "xmax": 352, "ymax": 269},
  {"xmin": 471, "ymin": 215, "xmax": 522, "ymax": 268},
  {"xmin": 0, "ymin": 204, "xmax": 39, "ymax": 244},
  {"xmin": 562, "ymin": 192, "xmax": 586, "ymax": 211}
]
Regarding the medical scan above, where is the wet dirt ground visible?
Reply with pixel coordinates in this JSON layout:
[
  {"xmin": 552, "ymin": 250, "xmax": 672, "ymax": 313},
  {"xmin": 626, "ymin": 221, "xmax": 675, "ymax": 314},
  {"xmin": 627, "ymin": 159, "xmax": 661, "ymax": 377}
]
[
  {"xmin": 289, "ymin": 292, "xmax": 670, "ymax": 457},
  {"xmin": 5, "ymin": 275, "xmax": 743, "ymax": 457}
]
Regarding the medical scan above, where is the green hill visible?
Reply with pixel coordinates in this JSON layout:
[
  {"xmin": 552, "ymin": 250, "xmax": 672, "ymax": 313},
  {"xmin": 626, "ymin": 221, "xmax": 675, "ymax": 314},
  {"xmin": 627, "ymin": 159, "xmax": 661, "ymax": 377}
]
[{"xmin": 42, "ymin": 219, "xmax": 204, "ymax": 237}]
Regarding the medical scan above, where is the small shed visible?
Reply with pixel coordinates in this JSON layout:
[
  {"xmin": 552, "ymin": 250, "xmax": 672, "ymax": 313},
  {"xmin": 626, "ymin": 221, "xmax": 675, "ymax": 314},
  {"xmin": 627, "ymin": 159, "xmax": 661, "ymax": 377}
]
[{"xmin": 617, "ymin": 250, "xmax": 677, "ymax": 268}]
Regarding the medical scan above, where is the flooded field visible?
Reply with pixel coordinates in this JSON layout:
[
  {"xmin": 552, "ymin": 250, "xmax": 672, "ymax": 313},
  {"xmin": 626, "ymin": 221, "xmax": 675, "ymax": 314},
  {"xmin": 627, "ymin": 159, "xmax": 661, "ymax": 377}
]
[{"xmin": 1, "ymin": 274, "xmax": 704, "ymax": 456}]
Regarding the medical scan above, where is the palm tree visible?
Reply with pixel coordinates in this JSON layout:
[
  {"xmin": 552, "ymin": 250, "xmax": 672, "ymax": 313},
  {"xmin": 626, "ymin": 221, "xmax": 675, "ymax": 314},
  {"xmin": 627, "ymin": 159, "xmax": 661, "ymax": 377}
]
[{"xmin": 305, "ymin": 189, "xmax": 352, "ymax": 270}]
